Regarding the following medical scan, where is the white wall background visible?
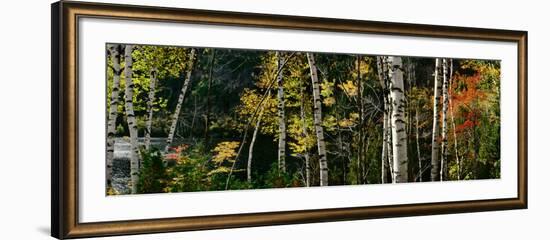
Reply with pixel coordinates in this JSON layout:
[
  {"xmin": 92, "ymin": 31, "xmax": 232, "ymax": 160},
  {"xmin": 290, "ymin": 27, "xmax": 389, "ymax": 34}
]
[{"xmin": 0, "ymin": 0, "xmax": 545, "ymax": 239}]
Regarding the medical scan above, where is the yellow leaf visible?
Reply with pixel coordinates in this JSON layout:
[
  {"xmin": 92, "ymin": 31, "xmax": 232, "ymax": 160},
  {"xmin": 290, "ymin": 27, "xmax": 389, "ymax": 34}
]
[
  {"xmin": 339, "ymin": 118, "xmax": 355, "ymax": 128},
  {"xmin": 323, "ymin": 97, "xmax": 335, "ymax": 106},
  {"xmin": 338, "ymin": 80, "xmax": 358, "ymax": 96},
  {"xmin": 212, "ymin": 141, "xmax": 240, "ymax": 163}
]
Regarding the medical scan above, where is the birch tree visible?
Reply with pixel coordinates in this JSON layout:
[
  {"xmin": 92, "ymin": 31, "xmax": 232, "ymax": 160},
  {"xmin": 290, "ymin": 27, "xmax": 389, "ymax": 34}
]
[
  {"xmin": 430, "ymin": 58, "xmax": 441, "ymax": 181},
  {"xmin": 106, "ymin": 44, "xmax": 122, "ymax": 187},
  {"xmin": 165, "ymin": 48, "xmax": 196, "ymax": 151},
  {"xmin": 307, "ymin": 53, "xmax": 329, "ymax": 186},
  {"xmin": 355, "ymin": 55, "xmax": 366, "ymax": 184},
  {"xmin": 123, "ymin": 45, "xmax": 140, "ymax": 194},
  {"xmin": 377, "ymin": 56, "xmax": 393, "ymax": 183},
  {"xmin": 300, "ymin": 84, "xmax": 311, "ymax": 187},
  {"xmin": 388, "ymin": 56, "xmax": 408, "ymax": 183},
  {"xmin": 406, "ymin": 61, "xmax": 422, "ymax": 182},
  {"xmin": 276, "ymin": 52, "xmax": 286, "ymax": 173},
  {"xmin": 204, "ymin": 49, "xmax": 216, "ymax": 142},
  {"xmin": 440, "ymin": 59, "xmax": 449, "ymax": 181},
  {"xmin": 415, "ymin": 102, "xmax": 422, "ymax": 182},
  {"xmin": 247, "ymin": 97, "xmax": 266, "ymax": 183},
  {"xmin": 376, "ymin": 57, "xmax": 387, "ymax": 183},
  {"xmin": 144, "ymin": 66, "xmax": 157, "ymax": 150},
  {"xmin": 448, "ymin": 59, "xmax": 461, "ymax": 179}
]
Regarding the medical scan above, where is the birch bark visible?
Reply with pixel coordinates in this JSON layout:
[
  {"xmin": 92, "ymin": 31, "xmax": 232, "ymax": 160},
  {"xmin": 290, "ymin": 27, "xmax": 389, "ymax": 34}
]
[
  {"xmin": 377, "ymin": 56, "xmax": 393, "ymax": 183},
  {"xmin": 448, "ymin": 59, "xmax": 461, "ymax": 179},
  {"xmin": 123, "ymin": 45, "xmax": 140, "ymax": 194},
  {"xmin": 276, "ymin": 52, "xmax": 286, "ymax": 174},
  {"xmin": 415, "ymin": 105, "xmax": 422, "ymax": 182},
  {"xmin": 106, "ymin": 44, "xmax": 122, "ymax": 187},
  {"xmin": 300, "ymin": 84, "xmax": 311, "ymax": 187},
  {"xmin": 388, "ymin": 56, "xmax": 408, "ymax": 183},
  {"xmin": 247, "ymin": 101, "xmax": 265, "ymax": 183},
  {"xmin": 307, "ymin": 53, "xmax": 329, "ymax": 186},
  {"xmin": 165, "ymin": 48, "xmax": 196, "ymax": 151},
  {"xmin": 430, "ymin": 58, "xmax": 441, "ymax": 181},
  {"xmin": 204, "ymin": 49, "xmax": 216, "ymax": 142},
  {"xmin": 440, "ymin": 59, "xmax": 449, "ymax": 181},
  {"xmin": 356, "ymin": 55, "xmax": 366, "ymax": 184},
  {"xmin": 144, "ymin": 66, "xmax": 157, "ymax": 150}
]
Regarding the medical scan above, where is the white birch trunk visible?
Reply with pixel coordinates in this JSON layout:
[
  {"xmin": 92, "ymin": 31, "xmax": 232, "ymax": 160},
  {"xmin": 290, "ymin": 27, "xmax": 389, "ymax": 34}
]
[
  {"xmin": 415, "ymin": 105, "xmax": 422, "ymax": 182},
  {"xmin": 165, "ymin": 48, "xmax": 196, "ymax": 151},
  {"xmin": 388, "ymin": 56, "xmax": 408, "ymax": 183},
  {"xmin": 355, "ymin": 55, "xmax": 365, "ymax": 184},
  {"xmin": 448, "ymin": 59, "xmax": 460, "ymax": 179},
  {"xmin": 430, "ymin": 58, "xmax": 441, "ymax": 181},
  {"xmin": 385, "ymin": 58, "xmax": 394, "ymax": 183},
  {"xmin": 387, "ymin": 104, "xmax": 394, "ymax": 181},
  {"xmin": 276, "ymin": 52, "xmax": 286, "ymax": 174},
  {"xmin": 300, "ymin": 85, "xmax": 311, "ymax": 187},
  {"xmin": 247, "ymin": 103, "xmax": 265, "ymax": 183},
  {"xmin": 387, "ymin": 107, "xmax": 394, "ymax": 182},
  {"xmin": 204, "ymin": 49, "xmax": 216, "ymax": 141},
  {"xmin": 440, "ymin": 59, "xmax": 449, "ymax": 181},
  {"xmin": 123, "ymin": 45, "xmax": 140, "ymax": 194},
  {"xmin": 307, "ymin": 53, "xmax": 329, "ymax": 186},
  {"xmin": 376, "ymin": 56, "xmax": 391, "ymax": 184},
  {"xmin": 106, "ymin": 44, "xmax": 122, "ymax": 187},
  {"xmin": 382, "ymin": 111, "xmax": 391, "ymax": 183},
  {"xmin": 145, "ymin": 67, "xmax": 157, "ymax": 150}
]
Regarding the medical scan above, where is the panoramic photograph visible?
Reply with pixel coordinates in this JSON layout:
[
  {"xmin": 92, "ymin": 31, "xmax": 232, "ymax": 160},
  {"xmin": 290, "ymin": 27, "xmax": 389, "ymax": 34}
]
[{"xmin": 105, "ymin": 44, "xmax": 501, "ymax": 195}]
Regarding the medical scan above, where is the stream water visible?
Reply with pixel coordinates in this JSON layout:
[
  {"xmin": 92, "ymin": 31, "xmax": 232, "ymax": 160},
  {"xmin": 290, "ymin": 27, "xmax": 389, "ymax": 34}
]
[{"xmin": 111, "ymin": 137, "xmax": 167, "ymax": 194}]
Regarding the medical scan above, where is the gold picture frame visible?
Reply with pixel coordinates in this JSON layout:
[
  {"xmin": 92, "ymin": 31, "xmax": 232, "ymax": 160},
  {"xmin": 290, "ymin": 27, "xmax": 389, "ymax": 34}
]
[{"xmin": 51, "ymin": 1, "xmax": 527, "ymax": 239}]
